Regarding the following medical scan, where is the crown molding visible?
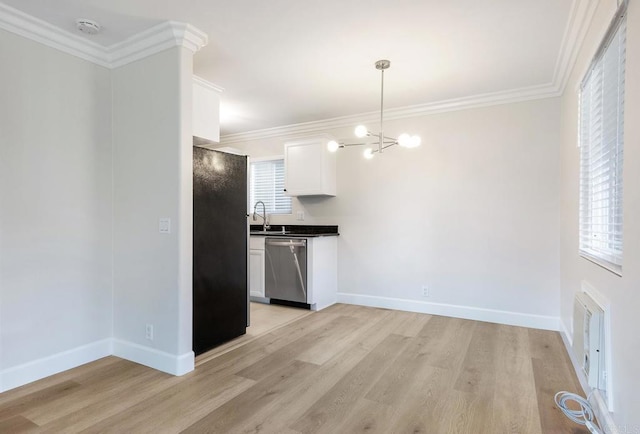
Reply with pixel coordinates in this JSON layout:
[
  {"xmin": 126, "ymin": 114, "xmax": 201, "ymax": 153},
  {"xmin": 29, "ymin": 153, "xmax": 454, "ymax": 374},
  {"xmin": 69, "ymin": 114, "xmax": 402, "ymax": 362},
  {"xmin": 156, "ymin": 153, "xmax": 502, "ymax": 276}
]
[
  {"xmin": 0, "ymin": 2, "xmax": 111, "ymax": 67},
  {"xmin": 219, "ymin": 0, "xmax": 598, "ymax": 146},
  {"xmin": 552, "ymin": 0, "xmax": 600, "ymax": 94},
  {"xmin": 108, "ymin": 21, "xmax": 208, "ymax": 68},
  {"xmin": 0, "ymin": 4, "xmax": 208, "ymax": 69},
  {"xmin": 220, "ymin": 82, "xmax": 561, "ymax": 145},
  {"xmin": 193, "ymin": 75, "xmax": 225, "ymax": 93}
]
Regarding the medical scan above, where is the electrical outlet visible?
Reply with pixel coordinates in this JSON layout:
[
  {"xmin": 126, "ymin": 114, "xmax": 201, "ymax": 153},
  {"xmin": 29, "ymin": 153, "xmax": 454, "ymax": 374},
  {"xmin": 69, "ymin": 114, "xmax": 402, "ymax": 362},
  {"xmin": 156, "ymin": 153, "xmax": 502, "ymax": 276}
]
[
  {"xmin": 422, "ymin": 285, "xmax": 430, "ymax": 297},
  {"xmin": 296, "ymin": 211, "xmax": 305, "ymax": 221},
  {"xmin": 159, "ymin": 218, "xmax": 171, "ymax": 234},
  {"xmin": 145, "ymin": 324, "xmax": 154, "ymax": 341}
]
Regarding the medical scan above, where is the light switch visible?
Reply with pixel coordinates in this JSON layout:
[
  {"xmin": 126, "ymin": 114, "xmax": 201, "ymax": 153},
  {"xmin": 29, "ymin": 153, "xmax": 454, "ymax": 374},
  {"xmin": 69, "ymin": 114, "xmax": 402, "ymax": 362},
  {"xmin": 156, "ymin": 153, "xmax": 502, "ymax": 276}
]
[{"xmin": 159, "ymin": 218, "xmax": 171, "ymax": 234}]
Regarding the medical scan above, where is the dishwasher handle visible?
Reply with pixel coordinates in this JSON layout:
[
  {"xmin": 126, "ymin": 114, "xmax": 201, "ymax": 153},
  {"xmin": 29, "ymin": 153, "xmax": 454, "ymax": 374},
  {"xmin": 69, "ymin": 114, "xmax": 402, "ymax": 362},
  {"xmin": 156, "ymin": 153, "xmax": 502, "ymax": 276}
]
[{"xmin": 266, "ymin": 239, "xmax": 307, "ymax": 247}]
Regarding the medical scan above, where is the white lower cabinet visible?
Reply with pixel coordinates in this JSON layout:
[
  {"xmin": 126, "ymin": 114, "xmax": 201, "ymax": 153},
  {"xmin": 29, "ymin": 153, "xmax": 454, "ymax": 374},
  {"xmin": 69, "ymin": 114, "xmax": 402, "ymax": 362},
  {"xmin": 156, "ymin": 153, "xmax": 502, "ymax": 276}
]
[
  {"xmin": 307, "ymin": 236, "xmax": 338, "ymax": 311},
  {"xmin": 249, "ymin": 236, "xmax": 267, "ymax": 301}
]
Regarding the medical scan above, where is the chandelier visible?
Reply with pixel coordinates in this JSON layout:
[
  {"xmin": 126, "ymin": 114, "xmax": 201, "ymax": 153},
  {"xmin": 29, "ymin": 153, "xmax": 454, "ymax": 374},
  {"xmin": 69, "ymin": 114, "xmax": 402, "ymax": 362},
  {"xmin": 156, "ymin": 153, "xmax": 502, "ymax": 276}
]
[{"xmin": 327, "ymin": 59, "xmax": 421, "ymax": 159}]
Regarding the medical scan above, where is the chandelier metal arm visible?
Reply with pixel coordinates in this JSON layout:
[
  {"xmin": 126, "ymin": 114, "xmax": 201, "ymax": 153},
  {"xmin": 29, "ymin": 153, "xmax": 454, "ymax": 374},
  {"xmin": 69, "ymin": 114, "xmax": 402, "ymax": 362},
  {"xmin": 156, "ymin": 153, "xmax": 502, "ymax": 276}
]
[
  {"xmin": 338, "ymin": 139, "xmax": 397, "ymax": 147},
  {"xmin": 381, "ymin": 143, "xmax": 397, "ymax": 151},
  {"xmin": 339, "ymin": 143, "xmax": 367, "ymax": 148}
]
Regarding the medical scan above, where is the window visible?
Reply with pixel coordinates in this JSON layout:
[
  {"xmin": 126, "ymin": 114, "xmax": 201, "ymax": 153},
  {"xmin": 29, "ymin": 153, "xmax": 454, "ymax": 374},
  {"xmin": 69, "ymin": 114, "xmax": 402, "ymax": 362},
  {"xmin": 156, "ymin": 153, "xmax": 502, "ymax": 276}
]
[
  {"xmin": 249, "ymin": 158, "xmax": 291, "ymax": 214},
  {"xmin": 579, "ymin": 7, "xmax": 626, "ymax": 275}
]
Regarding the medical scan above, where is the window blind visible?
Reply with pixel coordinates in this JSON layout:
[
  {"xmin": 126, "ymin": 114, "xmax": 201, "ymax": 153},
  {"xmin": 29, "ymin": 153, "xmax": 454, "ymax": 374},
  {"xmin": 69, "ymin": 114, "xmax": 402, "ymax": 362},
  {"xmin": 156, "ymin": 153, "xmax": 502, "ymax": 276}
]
[
  {"xmin": 250, "ymin": 159, "xmax": 291, "ymax": 214},
  {"xmin": 579, "ymin": 12, "xmax": 626, "ymax": 274}
]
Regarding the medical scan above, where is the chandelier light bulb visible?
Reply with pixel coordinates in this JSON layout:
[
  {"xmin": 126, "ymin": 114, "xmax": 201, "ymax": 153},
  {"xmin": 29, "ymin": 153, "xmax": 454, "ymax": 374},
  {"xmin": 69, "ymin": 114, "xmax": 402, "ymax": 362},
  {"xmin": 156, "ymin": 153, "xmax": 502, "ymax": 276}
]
[
  {"xmin": 363, "ymin": 148, "xmax": 375, "ymax": 159},
  {"xmin": 410, "ymin": 135, "xmax": 422, "ymax": 148},
  {"xmin": 355, "ymin": 125, "xmax": 368, "ymax": 138},
  {"xmin": 327, "ymin": 140, "xmax": 340, "ymax": 152},
  {"xmin": 398, "ymin": 133, "xmax": 411, "ymax": 147}
]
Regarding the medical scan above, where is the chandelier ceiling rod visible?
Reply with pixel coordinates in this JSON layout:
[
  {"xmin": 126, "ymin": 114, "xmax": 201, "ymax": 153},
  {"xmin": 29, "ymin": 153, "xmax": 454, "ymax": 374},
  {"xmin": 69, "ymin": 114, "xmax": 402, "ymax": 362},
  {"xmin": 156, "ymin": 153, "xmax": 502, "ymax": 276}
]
[{"xmin": 378, "ymin": 60, "xmax": 387, "ymax": 154}]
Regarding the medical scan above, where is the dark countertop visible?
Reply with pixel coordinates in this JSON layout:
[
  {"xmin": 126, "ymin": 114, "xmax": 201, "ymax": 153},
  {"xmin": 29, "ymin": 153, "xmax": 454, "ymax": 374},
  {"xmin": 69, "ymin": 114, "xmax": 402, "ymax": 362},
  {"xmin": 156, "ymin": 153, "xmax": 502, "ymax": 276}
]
[{"xmin": 250, "ymin": 224, "xmax": 339, "ymax": 237}]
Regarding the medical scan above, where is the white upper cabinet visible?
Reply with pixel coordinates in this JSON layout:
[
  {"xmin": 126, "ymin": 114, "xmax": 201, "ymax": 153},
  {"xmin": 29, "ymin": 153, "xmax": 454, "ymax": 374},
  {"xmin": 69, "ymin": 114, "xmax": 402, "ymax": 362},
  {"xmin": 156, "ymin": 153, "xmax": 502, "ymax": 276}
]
[
  {"xmin": 284, "ymin": 135, "xmax": 336, "ymax": 197},
  {"xmin": 192, "ymin": 76, "xmax": 221, "ymax": 142}
]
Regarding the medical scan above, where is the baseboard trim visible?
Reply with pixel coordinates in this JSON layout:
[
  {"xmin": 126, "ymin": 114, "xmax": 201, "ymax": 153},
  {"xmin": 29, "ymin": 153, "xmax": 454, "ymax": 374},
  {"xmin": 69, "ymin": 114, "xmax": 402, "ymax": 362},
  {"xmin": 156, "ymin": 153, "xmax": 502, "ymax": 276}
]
[
  {"xmin": 336, "ymin": 293, "xmax": 560, "ymax": 331},
  {"xmin": 0, "ymin": 339, "xmax": 112, "ymax": 393},
  {"xmin": 560, "ymin": 316, "xmax": 573, "ymax": 347},
  {"xmin": 0, "ymin": 338, "xmax": 195, "ymax": 393},
  {"xmin": 112, "ymin": 339, "xmax": 194, "ymax": 376}
]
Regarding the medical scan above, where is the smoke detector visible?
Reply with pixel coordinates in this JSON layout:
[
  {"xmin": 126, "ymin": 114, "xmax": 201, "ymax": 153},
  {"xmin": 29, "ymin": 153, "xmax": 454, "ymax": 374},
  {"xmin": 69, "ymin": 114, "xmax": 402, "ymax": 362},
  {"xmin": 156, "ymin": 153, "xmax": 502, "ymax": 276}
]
[{"xmin": 75, "ymin": 19, "xmax": 101, "ymax": 35}]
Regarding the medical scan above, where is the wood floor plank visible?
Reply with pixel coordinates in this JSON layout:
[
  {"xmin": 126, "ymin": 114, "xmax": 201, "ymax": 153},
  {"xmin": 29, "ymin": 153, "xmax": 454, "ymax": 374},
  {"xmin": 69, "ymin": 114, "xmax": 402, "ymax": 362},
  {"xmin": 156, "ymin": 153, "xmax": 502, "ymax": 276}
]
[
  {"xmin": 532, "ymin": 357, "xmax": 589, "ymax": 434},
  {"xmin": 22, "ymin": 359, "xmax": 150, "ymax": 424},
  {"xmin": 384, "ymin": 365, "xmax": 454, "ymax": 433},
  {"xmin": 490, "ymin": 325, "xmax": 542, "ymax": 434},
  {"xmin": 0, "ymin": 356, "xmax": 118, "ymax": 407},
  {"xmin": 294, "ymin": 308, "xmax": 390, "ymax": 365},
  {"xmin": 230, "ymin": 309, "xmax": 399, "ymax": 434},
  {"xmin": 195, "ymin": 309, "xmax": 339, "ymax": 378},
  {"xmin": 236, "ymin": 314, "xmax": 358, "ymax": 380},
  {"xmin": 0, "ymin": 380, "xmax": 81, "ymax": 421},
  {"xmin": 290, "ymin": 333, "xmax": 411, "ymax": 434},
  {"xmin": 180, "ymin": 360, "xmax": 319, "ymax": 433},
  {"xmin": 0, "ymin": 415, "xmax": 39, "ymax": 433},
  {"xmin": 79, "ymin": 372, "xmax": 255, "ymax": 433},
  {"xmin": 439, "ymin": 389, "xmax": 494, "ymax": 434},
  {"xmin": 453, "ymin": 321, "xmax": 499, "ymax": 396},
  {"xmin": 38, "ymin": 369, "xmax": 180, "ymax": 433},
  {"xmin": 365, "ymin": 334, "xmax": 436, "ymax": 405},
  {"xmin": 388, "ymin": 310, "xmax": 433, "ymax": 337},
  {"xmin": 336, "ymin": 398, "xmax": 396, "ymax": 434},
  {"xmin": 195, "ymin": 303, "xmax": 312, "ymax": 364},
  {"xmin": 415, "ymin": 315, "xmax": 477, "ymax": 370},
  {"xmin": 529, "ymin": 328, "xmax": 588, "ymax": 434},
  {"xmin": 247, "ymin": 303, "xmax": 311, "ymax": 337}
]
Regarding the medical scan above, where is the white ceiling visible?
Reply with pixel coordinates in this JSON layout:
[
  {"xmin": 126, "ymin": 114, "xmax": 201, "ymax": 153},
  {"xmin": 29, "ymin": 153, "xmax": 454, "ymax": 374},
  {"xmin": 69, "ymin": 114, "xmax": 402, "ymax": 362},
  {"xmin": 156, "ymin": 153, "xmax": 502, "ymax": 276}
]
[{"xmin": 1, "ymin": 0, "xmax": 575, "ymax": 136}]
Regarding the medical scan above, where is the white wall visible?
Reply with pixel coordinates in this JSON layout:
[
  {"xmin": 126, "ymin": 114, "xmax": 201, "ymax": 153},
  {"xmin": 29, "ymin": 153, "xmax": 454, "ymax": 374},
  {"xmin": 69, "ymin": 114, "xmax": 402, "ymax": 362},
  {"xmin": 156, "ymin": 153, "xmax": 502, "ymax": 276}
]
[
  {"xmin": 112, "ymin": 46, "xmax": 194, "ymax": 374},
  {"xmin": 559, "ymin": 0, "xmax": 640, "ymax": 426},
  {"xmin": 224, "ymin": 97, "xmax": 562, "ymax": 328},
  {"xmin": 0, "ymin": 29, "xmax": 113, "ymax": 389}
]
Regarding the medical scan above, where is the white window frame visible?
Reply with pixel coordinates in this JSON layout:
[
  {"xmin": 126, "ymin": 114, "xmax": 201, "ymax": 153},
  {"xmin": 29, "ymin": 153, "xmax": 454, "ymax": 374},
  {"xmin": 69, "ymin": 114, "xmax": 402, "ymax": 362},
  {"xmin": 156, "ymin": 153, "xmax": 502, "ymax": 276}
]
[
  {"xmin": 578, "ymin": 3, "xmax": 626, "ymax": 276},
  {"xmin": 249, "ymin": 156, "xmax": 292, "ymax": 215}
]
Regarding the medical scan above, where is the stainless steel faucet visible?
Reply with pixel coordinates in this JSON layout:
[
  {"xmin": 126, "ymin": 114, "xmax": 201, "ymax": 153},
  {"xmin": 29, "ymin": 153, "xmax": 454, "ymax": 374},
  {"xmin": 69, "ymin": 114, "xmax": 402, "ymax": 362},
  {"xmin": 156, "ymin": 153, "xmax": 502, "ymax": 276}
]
[{"xmin": 252, "ymin": 200, "xmax": 270, "ymax": 231}]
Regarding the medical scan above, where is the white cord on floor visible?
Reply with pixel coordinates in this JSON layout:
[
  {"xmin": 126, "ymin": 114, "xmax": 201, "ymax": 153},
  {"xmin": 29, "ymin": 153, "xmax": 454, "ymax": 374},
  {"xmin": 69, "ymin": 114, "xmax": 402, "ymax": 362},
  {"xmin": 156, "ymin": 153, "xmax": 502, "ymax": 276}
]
[{"xmin": 554, "ymin": 391, "xmax": 603, "ymax": 434}]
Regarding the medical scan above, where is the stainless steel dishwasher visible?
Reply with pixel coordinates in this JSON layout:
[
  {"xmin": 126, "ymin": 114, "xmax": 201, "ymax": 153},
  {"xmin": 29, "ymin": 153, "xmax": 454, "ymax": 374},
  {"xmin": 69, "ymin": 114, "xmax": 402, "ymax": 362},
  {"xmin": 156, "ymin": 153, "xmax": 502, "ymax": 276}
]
[{"xmin": 265, "ymin": 237, "xmax": 307, "ymax": 304}]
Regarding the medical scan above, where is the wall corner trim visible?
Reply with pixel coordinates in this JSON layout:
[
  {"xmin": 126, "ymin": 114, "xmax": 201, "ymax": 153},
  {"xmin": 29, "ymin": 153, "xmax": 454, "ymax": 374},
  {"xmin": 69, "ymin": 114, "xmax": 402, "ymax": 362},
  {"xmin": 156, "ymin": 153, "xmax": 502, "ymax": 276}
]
[
  {"xmin": 112, "ymin": 339, "xmax": 194, "ymax": 376},
  {"xmin": 336, "ymin": 292, "xmax": 561, "ymax": 331},
  {"xmin": 0, "ymin": 339, "xmax": 112, "ymax": 393},
  {"xmin": 0, "ymin": 3, "xmax": 208, "ymax": 69}
]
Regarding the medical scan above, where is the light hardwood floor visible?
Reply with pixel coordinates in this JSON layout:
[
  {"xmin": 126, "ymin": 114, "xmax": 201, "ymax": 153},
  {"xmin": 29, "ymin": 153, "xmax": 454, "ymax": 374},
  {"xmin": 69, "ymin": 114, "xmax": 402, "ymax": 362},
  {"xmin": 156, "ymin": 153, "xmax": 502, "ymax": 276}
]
[{"xmin": 0, "ymin": 303, "xmax": 588, "ymax": 433}]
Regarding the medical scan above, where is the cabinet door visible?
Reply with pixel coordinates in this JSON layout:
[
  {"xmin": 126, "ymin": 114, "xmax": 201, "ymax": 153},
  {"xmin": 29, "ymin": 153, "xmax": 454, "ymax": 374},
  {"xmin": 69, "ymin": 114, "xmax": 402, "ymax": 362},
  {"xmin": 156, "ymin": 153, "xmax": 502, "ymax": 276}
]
[
  {"xmin": 193, "ymin": 76, "xmax": 221, "ymax": 142},
  {"xmin": 284, "ymin": 136, "xmax": 336, "ymax": 196},
  {"xmin": 249, "ymin": 248, "xmax": 265, "ymax": 298}
]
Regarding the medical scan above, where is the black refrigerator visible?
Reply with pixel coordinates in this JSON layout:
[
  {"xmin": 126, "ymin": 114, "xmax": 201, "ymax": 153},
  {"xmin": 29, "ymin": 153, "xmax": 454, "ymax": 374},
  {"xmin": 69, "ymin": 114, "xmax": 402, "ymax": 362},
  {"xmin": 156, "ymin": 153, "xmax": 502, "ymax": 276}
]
[{"xmin": 193, "ymin": 145, "xmax": 248, "ymax": 356}]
